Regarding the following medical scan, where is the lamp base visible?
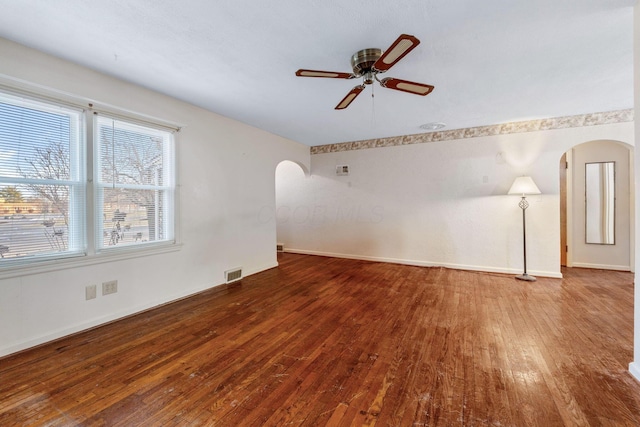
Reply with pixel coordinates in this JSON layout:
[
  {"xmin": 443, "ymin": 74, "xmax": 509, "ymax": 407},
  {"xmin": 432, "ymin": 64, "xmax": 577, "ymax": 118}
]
[{"xmin": 515, "ymin": 273, "xmax": 537, "ymax": 282}]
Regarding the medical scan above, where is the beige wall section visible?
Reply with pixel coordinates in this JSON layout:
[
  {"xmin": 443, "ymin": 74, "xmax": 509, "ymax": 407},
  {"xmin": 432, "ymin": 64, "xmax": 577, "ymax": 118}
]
[
  {"xmin": 277, "ymin": 123, "xmax": 633, "ymax": 279},
  {"xmin": 570, "ymin": 141, "xmax": 631, "ymax": 270}
]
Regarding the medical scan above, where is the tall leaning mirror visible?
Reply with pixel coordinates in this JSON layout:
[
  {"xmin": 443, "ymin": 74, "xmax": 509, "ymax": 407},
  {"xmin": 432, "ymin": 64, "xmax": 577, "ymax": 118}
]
[{"xmin": 585, "ymin": 161, "xmax": 615, "ymax": 245}]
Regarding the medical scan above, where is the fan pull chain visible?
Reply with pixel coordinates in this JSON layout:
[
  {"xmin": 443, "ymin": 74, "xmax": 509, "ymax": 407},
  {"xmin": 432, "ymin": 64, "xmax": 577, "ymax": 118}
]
[{"xmin": 371, "ymin": 83, "xmax": 376, "ymax": 128}]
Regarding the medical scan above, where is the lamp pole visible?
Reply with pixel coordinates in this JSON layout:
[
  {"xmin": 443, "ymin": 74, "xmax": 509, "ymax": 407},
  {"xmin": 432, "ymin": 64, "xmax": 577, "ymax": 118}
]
[
  {"xmin": 517, "ymin": 196, "xmax": 535, "ymax": 281},
  {"xmin": 508, "ymin": 176, "xmax": 541, "ymax": 282}
]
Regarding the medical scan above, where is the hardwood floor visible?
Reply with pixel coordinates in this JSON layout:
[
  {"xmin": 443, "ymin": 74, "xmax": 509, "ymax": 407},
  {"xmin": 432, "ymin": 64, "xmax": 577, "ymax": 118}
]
[{"xmin": 1, "ymin": 253, "xmax": 640, "ymax": 426}]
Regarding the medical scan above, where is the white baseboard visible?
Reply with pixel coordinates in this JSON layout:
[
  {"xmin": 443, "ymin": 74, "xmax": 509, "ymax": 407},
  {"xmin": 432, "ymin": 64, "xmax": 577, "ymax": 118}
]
[
  {"xmin": 241, "ymin": 261, "xmax": 279, "ymax": 278},
  {"xmin": 629, "ymin": 362, "xmax": 640, "ymax": 382},
  {"xmin": 0, "ymin": 262, "xmax": 279, "ymax": 358},
  {"xmin": 571, "ymin": 262, "xmax": 631, "ymax": 271},
  {"xmin": 0, "ymin": 283, "xmax": 221, "ymax": 358},
  {"xmin": 283, "ymin": 248, "xmax": 563, "ymax": 279}
]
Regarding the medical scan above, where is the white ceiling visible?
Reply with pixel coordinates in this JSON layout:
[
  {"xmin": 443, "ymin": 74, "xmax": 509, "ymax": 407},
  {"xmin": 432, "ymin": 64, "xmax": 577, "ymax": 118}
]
[{"xmin": 0, "ymin": 0, "xmax": 634, "ymax": 146}]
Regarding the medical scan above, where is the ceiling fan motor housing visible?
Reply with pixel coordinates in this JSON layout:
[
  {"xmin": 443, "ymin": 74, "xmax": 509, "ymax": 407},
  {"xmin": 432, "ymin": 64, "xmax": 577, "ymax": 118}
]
[{"xmin": 351, "ymin": 48, "xmax": 383, "ymax": 81}]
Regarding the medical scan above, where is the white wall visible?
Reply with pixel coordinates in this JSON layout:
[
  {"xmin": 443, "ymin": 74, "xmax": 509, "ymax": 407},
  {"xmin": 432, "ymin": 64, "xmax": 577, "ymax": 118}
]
[
  {"xmin": 631, "ymin": 1, "xmax": 640, "ymax": 381},
  {"xmin": 0, "ymin": 38, "xmax": 310, "ymax": 357},
  {"xmin": 570, "ymin": 141, "xmax": 631, "ymax": 270},
  {"xmin": 277, "ymin": 124, "xmax": 633, "ymax": 278}
]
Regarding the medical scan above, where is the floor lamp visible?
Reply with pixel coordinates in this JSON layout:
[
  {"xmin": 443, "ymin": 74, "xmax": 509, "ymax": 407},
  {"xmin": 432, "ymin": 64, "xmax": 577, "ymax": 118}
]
[{"xmin": 508, "ymin": 176, "xmax": 541, "ymax": 282}]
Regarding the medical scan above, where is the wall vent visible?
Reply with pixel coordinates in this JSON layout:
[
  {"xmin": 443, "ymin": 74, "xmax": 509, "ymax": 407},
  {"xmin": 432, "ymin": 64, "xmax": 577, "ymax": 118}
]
[
  {"xmin": 276, "ymin": 243, "xmax": 284, "ymax": 252},
  {"xmin": 225, "ymin": 267, "xmax": 242, "ymax": 284},
  {"xmin": 336, "ymin": 165, "xmax": 349, "ymax": 176}
]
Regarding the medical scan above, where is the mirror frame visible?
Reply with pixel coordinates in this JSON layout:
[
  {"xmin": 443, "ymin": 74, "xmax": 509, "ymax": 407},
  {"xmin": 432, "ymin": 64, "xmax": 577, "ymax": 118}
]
[{"xmin": 585, "ymin": 161, "xmax": 615, "ymax": 245}]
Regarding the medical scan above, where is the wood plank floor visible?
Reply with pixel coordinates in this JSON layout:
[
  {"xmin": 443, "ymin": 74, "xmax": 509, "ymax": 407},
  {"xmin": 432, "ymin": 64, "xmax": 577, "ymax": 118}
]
[{"xmin": 2, "ymin": 253, "xmax": 640, "ymax": 426}]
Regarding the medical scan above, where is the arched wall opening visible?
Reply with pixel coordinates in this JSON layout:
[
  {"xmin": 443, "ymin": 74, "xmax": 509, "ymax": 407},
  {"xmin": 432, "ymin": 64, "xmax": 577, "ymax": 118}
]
[
  {"xmin": 275, "ymin": 160, "xmax": 309, "ymax": 253},
  {"xmin": 560, "ymin": 139, "xmax": 634, "ymax": 272}
]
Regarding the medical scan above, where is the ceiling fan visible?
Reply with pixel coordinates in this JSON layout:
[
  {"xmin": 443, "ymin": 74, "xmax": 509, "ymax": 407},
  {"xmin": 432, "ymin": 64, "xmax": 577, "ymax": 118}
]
[{"xmin": 295, "ymin": 34, "xmax": 434, "ymax": 110}]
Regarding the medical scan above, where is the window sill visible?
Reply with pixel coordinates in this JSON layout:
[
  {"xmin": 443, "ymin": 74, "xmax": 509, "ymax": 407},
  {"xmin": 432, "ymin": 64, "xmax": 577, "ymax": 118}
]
[{"xmin": 0, "ymin": 242, "xmax": 183, "ymax": 280}]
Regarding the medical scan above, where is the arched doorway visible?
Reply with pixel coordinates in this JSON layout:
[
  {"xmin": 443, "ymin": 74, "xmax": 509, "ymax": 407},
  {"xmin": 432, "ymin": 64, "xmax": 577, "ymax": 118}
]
[
  {"xmin": 561, "ymin": 140, "xmax": 633, "ymax": 271},
  {"xmin": 275, "ymin": 160, "xmax": 309, "ymax": 254}
]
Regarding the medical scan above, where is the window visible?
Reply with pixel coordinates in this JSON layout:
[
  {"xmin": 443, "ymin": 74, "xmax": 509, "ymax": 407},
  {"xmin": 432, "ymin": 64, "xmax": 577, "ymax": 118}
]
[
  {"xmin": 0, "ymin": 92, "xmax": 85, "ymax": 263},
  {"xmin": 94, "ymin": 115, "xmax": 175, "ymax": 250},
  {"xmin": 0, "ymin": 88, "xmax": 176, "ymax": 269}
]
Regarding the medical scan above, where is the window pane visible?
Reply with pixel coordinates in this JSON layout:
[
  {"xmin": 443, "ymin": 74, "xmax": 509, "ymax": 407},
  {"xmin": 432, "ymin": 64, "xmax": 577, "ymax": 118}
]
[
  {"xmin": 95, "ymin": 116, "xmax": 174, "ymax": 251},
  {"xmin": 99, "ymin": 188, "xmax": 169, "ymax": 247},
  {"xmin": 0, "ymin": 183, "xmax": 72, "ymax": 258},
  {"xmin": 0, "ymin": 101, "xmax": 73, "ymax": 180},
  {"xmin": 97, "ymin": 118, "xmax": 169, "ymax": 186},
  {"xmin": 0, "ymin": 93, "xmax": 84, "ymax": 265}
]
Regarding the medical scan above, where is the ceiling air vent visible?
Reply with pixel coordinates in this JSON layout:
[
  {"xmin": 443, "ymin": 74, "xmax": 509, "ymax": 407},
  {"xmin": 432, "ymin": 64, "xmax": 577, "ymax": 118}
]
[
  {"xmin": 336, "ymin": 165, "xmax": 349, "ymax": 176},
  {"xmin": 225, "ymin": 267, "xmax": 242, "ymax": 284}
]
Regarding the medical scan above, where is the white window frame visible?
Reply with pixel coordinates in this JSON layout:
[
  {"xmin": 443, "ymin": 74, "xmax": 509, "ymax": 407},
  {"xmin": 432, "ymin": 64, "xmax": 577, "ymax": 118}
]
[
  {"xmin": 0, "ymin": 84, "xmax": 180, "ymax": 279},
  {"xmin": 0, "ymin": 90, "xmax": 86, "ymax": 267},
  {"xmin": 93, "ymin": 114, "xmax": 176, "ymax": 253}
]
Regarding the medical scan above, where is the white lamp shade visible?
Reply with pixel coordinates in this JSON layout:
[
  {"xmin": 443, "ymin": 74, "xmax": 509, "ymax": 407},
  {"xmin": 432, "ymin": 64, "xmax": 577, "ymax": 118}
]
[{"xmin": 508, "ymin": 176, "xmax": 541, "ymax": 196}]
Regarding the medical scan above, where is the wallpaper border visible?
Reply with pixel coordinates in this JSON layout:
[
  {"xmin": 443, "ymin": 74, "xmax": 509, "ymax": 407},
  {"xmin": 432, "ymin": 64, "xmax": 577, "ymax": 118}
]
[{"xmin": 310, "ymin": 109, "xmax": 634, "ymax": 155}]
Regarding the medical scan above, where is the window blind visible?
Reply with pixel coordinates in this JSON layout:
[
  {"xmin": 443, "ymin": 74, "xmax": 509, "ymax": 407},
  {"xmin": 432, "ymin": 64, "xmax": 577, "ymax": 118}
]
[
  {"xmin": 94, "ymin": 115, "xmax": 175, "ymax": 251},
  {"xmin": 0, "ymin": 92, "xmax": 85, "ymax": 264}
]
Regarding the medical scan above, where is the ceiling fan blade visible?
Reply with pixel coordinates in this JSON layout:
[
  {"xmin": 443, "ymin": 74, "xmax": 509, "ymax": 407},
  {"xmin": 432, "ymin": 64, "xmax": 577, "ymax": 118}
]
[
  {"xmin": 379, "ymin": 77, "xmax": 434, "ymax": 96},
  {"xmin": 296, "ymin": 69, "xmax": 355, "ymax": 79},
  {"xmin": 335, "ymin": 85, "xmax": 366, "ymax": 110},
  {"xmin": 373, "ymin": 34, "xmax": 420, "ymax": 73}
]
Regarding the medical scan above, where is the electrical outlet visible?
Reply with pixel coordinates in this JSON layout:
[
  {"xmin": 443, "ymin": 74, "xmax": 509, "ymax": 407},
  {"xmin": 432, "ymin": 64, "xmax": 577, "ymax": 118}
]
[
  {"xmin": 85, "ymin": 285, "xmax": 97, "ymax": 300},
  {"xmin": 102, "ymin": 280, "xmax": 118, "ymax": 296}
]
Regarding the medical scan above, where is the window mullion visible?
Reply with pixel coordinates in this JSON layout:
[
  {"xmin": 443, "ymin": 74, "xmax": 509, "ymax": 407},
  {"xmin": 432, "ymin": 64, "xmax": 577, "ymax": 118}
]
[{"xmin": 86, "ymin": 109, "xmax": 96, "ymax": 256}]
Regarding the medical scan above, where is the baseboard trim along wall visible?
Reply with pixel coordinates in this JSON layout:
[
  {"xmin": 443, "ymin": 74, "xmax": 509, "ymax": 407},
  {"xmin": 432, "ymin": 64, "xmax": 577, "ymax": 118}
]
[
  {"xmin": 571, "ymin": 262, "xmax": 631, "ymax": 272},
  {"xmin": 0, "ymin": 261, "xmax": 279, "ymax": 358},
  {"xmin": 0, "ymin": 284, "xmax": 219, "ymax": 358},
  {"xmin": 629, "ymin": 362, "xmax": 640, "ymax": 382},
  {"xmin": 284, "ymin": 248, "xmax": 563, "ymax": 279}
]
